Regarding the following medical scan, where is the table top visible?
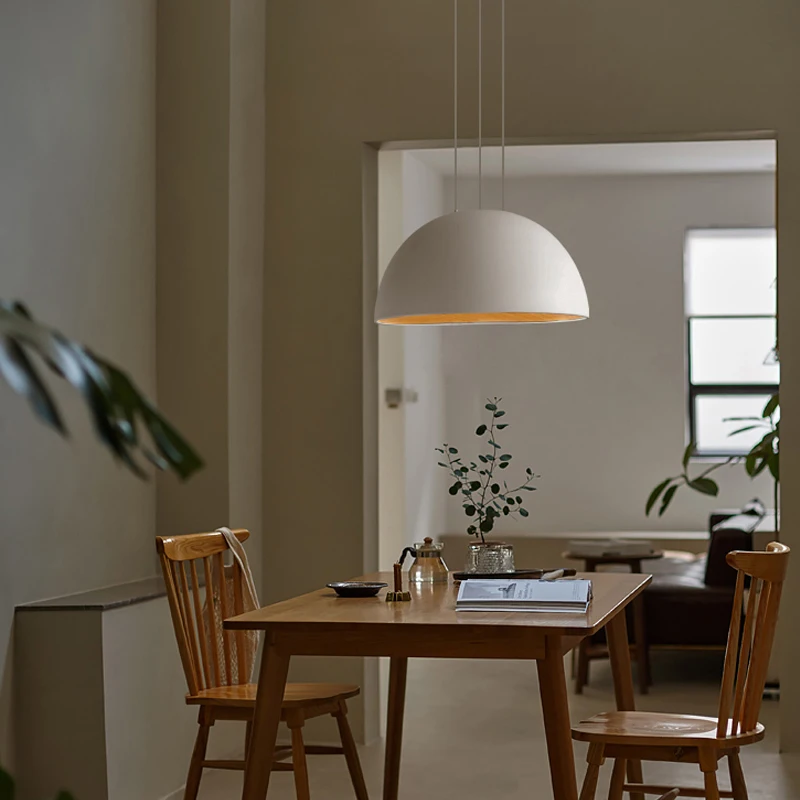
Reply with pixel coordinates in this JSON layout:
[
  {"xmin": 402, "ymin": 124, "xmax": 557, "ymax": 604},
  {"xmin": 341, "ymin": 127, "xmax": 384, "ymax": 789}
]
[
  {"xmin": 563, "ymin": 550, "xmax": 664, "ymax": 563},
  {"xmin": 225, "ymin": 571, "xmax": 651, "ymax": 638}
]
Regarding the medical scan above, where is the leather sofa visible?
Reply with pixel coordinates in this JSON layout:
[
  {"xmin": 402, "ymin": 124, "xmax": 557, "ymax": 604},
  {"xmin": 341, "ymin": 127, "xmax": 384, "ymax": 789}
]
[{"xmin": 642, "ymin": 508, "xmax": 760, "ymax": 647}]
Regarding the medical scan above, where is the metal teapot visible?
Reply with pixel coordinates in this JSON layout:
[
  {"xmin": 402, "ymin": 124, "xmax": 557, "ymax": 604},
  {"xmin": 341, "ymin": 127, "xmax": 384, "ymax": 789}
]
[{"xmin": 399, "ymin": 537, "xmax": 449, "ymax": 583}]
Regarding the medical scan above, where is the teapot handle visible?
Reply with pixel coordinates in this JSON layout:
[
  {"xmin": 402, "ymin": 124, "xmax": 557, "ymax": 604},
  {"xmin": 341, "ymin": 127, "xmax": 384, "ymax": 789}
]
[{"xmin": 398, "ymin": 546, "xmax": 417, "ymax": 568}]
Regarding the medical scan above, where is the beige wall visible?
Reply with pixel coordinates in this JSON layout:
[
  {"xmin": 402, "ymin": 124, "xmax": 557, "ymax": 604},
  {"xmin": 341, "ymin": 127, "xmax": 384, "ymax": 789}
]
[
  {"xmin": 0, "ymin": 0, "xmax": 157, "ymax": 765},
  {"xmin": 156, "ymin": 0, "xmax": 266, "ymax": 581},
  {"xmin": 264, "ymin": 0, "xmax": 800, "ymax": 747},
  {"xmin": 442, "ymin": 172, "xmax": 775, "ymax": 535}
]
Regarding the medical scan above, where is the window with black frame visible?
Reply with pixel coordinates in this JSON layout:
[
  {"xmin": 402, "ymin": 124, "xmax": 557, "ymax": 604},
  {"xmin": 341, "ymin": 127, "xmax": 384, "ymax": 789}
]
[{"xmin": 685, "ymin": 228, "xmax": 778, "ymax": 457}]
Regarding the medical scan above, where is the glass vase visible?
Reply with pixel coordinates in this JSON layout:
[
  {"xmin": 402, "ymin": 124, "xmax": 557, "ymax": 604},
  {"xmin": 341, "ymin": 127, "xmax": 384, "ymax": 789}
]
[{"xmin": 465, "ymin": 542, "xmax": 515, "ymax": 574}]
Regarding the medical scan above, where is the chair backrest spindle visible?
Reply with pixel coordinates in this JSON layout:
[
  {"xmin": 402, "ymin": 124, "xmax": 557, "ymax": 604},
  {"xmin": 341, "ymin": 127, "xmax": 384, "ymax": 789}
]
[
  {"xmin": 156, "ymin": 529, "xmax": 251, "ymax": 696},
  {"xmin": 715, "ymin": 541, "xmax": 789, "ymax": 738}
]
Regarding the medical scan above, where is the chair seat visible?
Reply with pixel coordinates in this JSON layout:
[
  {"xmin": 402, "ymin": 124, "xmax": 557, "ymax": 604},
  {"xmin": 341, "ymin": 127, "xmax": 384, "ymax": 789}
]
[
  {"xmin": 187, "ymin": 682, "xmax": 360, "ymax": 708},
  {"xmin": 572, "ymin": 711, "xmax": 765, "ymax": 748}
]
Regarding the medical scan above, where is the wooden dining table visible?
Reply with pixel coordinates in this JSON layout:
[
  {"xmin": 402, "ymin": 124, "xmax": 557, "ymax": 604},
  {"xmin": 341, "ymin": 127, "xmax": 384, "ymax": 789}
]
[{"xmin": 225, "ymin": 571, "xmax": 651, "ymax": 800}]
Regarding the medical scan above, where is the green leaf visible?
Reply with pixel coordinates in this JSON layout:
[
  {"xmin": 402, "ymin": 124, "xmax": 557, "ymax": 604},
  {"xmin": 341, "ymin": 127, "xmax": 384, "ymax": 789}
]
[
  {"xmin": 467, "ymin": 525, "xmax": 477, "ymax": 536},
  {"xmin": 478, "ymin": 455, "xmax": 488, "ymax": 463},
  {"xmin": 728, "ymin": 425, "xmax": 760, "ymax": 437},
  {"xmin": 485, "ymin": 403, "xmax": 497, "ymax": 411},
  {"xmin": 646, "ymin": 478, "xmax": 672, "ymax": 516},
  {"xmin": 448, "ymin": 447, "xmax": 458, "ymax": 454},
  {"xmin": 503, "ymin": 506, "xmax": 509, "ymax": 515},
  {"xmin": 488, "ymin": 440, "xmax": 500, "ymax": 448},
  {"xmin": 768, "ymin": 452, "xmax": 779, "ymax": 480},
  {"xmin": 507, "ymin": 497, "xmax": 515, "ymax": 505},
  {"xmin": 519, "ymin": 507, "xmax": 529, "ymax": 517},
  {"xmin": 464, "ymin": 505, "xmax": 476, "ymax": 516},
  {"xmin": 688, "ymin": 477, "xmax": 719, "ymax": 496},
  {"xmin": 0, "ymin": 304, "xmax": 203, "ymax": 481},
  {"xmin": 682, "ymin": 443, "xmax": 694, "ymax": 471},
  {"xmin": 494, "ymin": 410, "xmax": 506, "ymax": 417},
  {"xmin": 480, "ymin": 517, "xmax": 494, "ymax": 533},
  {"xmin": 526, "ymin": 467, "xmax": 532, "ymax": 475},
  {"xmin": 523, "ymin": 485, "xmax": 536, "ymax": 491},
  {"xmin": 763, "ymin": 393, "xmax": 779, "ymax": 418},
  {"xmin": 0, "ymin": 337, "xmax": 65, "ymax": 434},
  {"xmin": 658, "ymin": 484, "xmax": 679, "ymax": 516},
  {"xmin": 752, "ymin": 457, "xmax": 770, "ymax": 476},
  {"xmin": 498, "ymin": 462, "xmax": 509, "ymax": 469},
  {"xmin": 437, "ymin": 462, "xmax": 447, "ymax": 468},
  {"xmin": 449, "ymin": 482, "xmax": 461, "ymax": 496},
  {"xmin": 496, "ymin": 423, "xmax": 508, "ymax": 429},
  {"xmin": 475, "ymin": 424, "xmax": 487, "ymax": 436},
  {"xmin": 499, "ymin": 454, "xmax": 512, "ymax": 461},
  {"xmin": 491, "ymin": 483, "xmax": 500, "ymax": 493},
  {"xmin": 469, "ymin": 481, "xmax": 481, "ymax": 491},
  {"xmin": 0, "ymin": 767, "xmax": 14, "ymax": 800}
]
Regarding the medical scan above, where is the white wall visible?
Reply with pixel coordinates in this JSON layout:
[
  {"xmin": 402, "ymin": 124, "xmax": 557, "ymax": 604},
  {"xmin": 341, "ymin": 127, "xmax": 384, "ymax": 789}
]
[
  {"xmin": 441, "ymin": 172, "xmax": 775, "ymax": 535},
  {"xmin": 378, "ymin": 153, "xmax": 448, "ymax": 568},
  {"xmin": 0, "ymin": 0, "xmax": 156, "ymax": 764},
  {"xmin": 401, "ymin": 155, "xmax": 449, "ymax": 550}
]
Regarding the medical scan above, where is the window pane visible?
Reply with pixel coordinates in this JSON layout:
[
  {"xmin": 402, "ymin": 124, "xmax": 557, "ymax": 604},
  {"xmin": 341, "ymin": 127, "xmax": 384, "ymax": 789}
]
[
  {"xmin": 690, "ymin": 318, "xmax": 779, "ymax": 385},
  {"xmin": 695, "ymin": 394, "xmax": 775, "ymax": 454},
  {"xmin": 686, "ymin": 229, "xmax": 776, "ymax": 315}
]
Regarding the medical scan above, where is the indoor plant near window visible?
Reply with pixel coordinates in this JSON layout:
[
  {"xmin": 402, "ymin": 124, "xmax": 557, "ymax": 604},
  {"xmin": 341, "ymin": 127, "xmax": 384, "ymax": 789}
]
[
  {"xmin": 0, "ymin": 301, "xmax": 203, "ymax": 800},
  {"xmin": 646, "ymin": 392, "xmax": 779, "ymax": 535},
  {"xmin": 437, "ymin": 398, "xmax": 538, "ymax": 573}
]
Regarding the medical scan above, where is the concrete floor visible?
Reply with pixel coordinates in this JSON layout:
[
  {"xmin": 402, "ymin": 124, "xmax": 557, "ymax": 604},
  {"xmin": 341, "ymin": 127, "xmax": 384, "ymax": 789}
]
[{"xmin": 197, "ymin": 652, "xmax": 800, "ymax": 799}]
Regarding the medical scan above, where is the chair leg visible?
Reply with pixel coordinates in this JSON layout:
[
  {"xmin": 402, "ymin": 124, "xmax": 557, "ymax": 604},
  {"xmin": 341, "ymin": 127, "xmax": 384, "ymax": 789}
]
[
  {"xmin": 609, "ymin": 758, "xmax": 627, "ymax": 800},
  {"xmin": 184, "ymin": 715, "xmax": 211, "ymax": 800},
  {"xmin": 728, "ymin": 751, "xmax": 749, "ymax": 800},
  {"xmin": 334, "ymin": 701, "xmax": 370, "ymax": 800},
  {"xmin": 289, "ymin": 718, "xmax": 311, "ymax": 800},
  {"xmin": 245, "ymin": 718, "xmax": 253, "ymax": 755},
  {"xmin": 579, "ymin": 742, "xmax": 605, "ymax": 800},
  {"xmin": 699, "ymin": 749, "xmax": 721, "ymax": 800}
]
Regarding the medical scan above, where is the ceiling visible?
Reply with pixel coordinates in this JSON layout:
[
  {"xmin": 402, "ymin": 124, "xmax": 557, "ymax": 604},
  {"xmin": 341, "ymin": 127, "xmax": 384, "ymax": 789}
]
[{"xmin": 410, "ymin": 140, "xmax": 776, "ymax": 179}]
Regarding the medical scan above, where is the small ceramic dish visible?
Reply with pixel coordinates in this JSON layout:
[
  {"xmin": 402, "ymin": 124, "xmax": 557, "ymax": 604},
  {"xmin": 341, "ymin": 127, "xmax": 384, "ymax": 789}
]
[{"xmin": 326, "ymin": 581, "xmax": 388, "ymax": 598}]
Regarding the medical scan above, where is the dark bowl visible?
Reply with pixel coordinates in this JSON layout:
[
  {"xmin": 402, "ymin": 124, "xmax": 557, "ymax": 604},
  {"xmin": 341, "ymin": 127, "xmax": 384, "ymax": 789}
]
[{"xmin": 326, "ymin": 581, "xmax": 388, "ymax": 598}]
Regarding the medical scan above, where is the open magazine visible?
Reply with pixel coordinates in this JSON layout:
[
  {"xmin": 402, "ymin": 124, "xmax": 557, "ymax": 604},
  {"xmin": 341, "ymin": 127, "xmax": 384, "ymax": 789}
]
[{"xmin": 456, "ymin": 579, "xmax": 592, "ymax": 613}]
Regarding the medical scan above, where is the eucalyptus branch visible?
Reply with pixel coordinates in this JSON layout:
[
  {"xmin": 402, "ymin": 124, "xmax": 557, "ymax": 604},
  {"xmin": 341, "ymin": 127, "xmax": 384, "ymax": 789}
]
[{"xmin": 437, "ymin": 398, "xmax": 538, "ymax": 543}]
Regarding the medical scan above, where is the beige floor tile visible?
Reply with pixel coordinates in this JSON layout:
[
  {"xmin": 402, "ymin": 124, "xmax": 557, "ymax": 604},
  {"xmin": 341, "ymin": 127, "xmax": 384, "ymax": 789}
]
[{"xmin": 196, "ymin": 651, "xmax": 800, "ymax": 799}]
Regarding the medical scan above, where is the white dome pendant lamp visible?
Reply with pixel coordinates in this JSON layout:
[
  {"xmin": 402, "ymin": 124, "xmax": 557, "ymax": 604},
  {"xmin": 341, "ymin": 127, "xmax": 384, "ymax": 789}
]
[{"xmin": 374, "ymin": 0, "xmax": 589, "ymax": 326}]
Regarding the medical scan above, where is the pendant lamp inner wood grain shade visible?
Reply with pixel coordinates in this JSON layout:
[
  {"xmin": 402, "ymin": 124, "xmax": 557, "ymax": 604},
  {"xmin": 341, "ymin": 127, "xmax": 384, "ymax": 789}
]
[{"xmin": 375, "ymin": 210, "xmax": 589, "ymax": 325}]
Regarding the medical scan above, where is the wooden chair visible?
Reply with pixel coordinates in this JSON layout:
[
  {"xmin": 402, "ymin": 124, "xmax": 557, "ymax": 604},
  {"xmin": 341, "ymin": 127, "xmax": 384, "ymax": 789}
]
[
  {"xmin": 156, "ymin": 529, "xmax": 369, "ymax": 800},
  {"xmin": 572, "ymin": 541, "xmax": 789, "ymax": 800}
]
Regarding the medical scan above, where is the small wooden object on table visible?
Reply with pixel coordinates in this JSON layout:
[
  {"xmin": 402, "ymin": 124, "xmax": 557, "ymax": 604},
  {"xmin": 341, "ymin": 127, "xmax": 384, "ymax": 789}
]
[
  {"xmin": 385, "ymin": 562, "xmax": 411, "ymax": 602},
  {"xmin": 564, "ymin": 549, "xmax": 663, "ymax": 695}
]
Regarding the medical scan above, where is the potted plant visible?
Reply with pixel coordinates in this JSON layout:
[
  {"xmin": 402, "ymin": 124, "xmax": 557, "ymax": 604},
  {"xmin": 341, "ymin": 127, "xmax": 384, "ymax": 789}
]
[
  {"xmin": 436, "ymin": 398, "xmax": 538, "ymax": 573},
  {"xmin": 646, "ymin": 392, "xmax": 779, "ymax": 535}
]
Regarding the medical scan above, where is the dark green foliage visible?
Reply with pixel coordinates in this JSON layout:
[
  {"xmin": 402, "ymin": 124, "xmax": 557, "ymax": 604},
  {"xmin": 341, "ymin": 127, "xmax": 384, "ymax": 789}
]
[
  {"xmin": 646, "ymin": 393, "xmax": 779, "ymax": 521},
  {"xmin": 437, "ymin": 398, "xmax": 538, "ymax": 543},
  {"xmin": 0, "ymin": 301, "xmax": 202, "ymax": 480}
]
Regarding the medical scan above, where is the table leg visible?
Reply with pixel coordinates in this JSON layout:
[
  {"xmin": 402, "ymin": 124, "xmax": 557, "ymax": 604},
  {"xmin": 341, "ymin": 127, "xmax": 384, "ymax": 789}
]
[
  {"xmin": 383, "ymin": 657, "xmax": 408, "ymax": 800},
  {"xmin": 241, "ymin": 637, "xmax": 290, "ymax": 800},
  {"xmin": 537, "ymin": 638, "xmax": 578, "ymax": 800},
  {"xmin": 606, "ymin": 610, "xmax": 644, "ymax": 800},
  {"xmin": 632, "ymin": 595, "xmax": 650, "ymax": 693}
]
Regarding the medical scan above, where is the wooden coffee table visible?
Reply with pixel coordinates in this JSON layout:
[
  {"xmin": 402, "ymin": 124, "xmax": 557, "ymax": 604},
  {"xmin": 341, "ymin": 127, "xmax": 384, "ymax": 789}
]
[
  {"xmin": 226, "ymin": 570, "xmax": 651, "ymax": 800},
  {"xmin": 563, "ymin": 550, "xmax": 663, "ymax": 695}
]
